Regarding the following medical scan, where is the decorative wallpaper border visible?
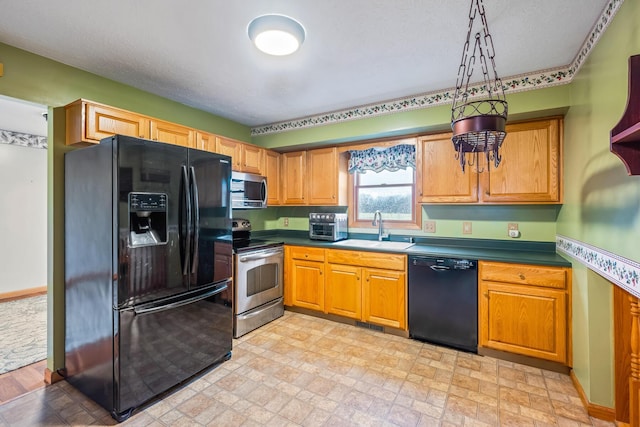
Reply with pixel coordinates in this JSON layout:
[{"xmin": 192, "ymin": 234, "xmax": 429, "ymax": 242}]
[
  {"xmin": 251, "ymin": 0, "xmax": 624, "ymax": 136},
  {"xmin": 556, "ymin": 234, "xmax": 640, "ymax": 298},
  {"xmin": 0, "ymin": 129, "xmax": 47, "ymax": 149}
]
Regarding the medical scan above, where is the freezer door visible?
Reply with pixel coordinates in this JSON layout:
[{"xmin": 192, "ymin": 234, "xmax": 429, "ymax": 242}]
[
  {"xmin": 116, "ymin": 136, "xmax": 189, "ymax": 306},
  {"xmin": 114, "ymin": 282, "xmax": 232, "ymax": 417},
  {"xmin": 188, "ymin": 149, "xmax": 233, "ymax": 289}
]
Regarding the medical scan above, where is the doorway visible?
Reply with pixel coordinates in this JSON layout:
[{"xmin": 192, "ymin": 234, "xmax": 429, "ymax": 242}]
[{"xmin": 0, "ymin": 95, "xmax": 48, "ymax": 402}]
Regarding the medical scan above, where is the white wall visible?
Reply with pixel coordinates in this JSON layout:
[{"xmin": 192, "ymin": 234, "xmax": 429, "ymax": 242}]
[{"xmin": 0, "ymin": 143, "xmax": 47, "ymax": 294}]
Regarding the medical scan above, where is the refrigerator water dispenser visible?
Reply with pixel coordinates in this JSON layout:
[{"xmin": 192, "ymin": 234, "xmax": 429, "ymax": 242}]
[{"xmin": 129, "ymin": 192, "xmax": 167, "ymax": 247}]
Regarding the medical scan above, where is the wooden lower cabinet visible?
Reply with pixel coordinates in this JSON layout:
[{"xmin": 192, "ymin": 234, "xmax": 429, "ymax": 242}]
[
  {"xmin": 285, "ymin": 246, "xmax": 326, "ymax": 311},
  {"xmin": 290, "ymin": 259, "xmax": 324, "ymax": 311},
  {"xmin": 286, "ymin": 246, "xmax": 407, "ymax": 331},
  {"xmin": 325, "ymin": 264, "xmax": 362, "ymax": 319},
  {"xmin": 478, "ymin": 261, "xmax": 571, "ymax": 364},
  {"xmin": 363, "ymin": 268, "xmax": 406, "ymax": 329}
]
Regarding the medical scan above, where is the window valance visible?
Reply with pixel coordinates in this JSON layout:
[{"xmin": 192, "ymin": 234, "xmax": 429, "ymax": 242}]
[{"xmin": 348, "ymin": 144, "xmax": 416, "ymax": 174}]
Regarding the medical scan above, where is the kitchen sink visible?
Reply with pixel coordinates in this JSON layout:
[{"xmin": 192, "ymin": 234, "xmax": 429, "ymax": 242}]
[{"xmin": 332, "ymin": 239, "xmax": 414, "ymax": 251}]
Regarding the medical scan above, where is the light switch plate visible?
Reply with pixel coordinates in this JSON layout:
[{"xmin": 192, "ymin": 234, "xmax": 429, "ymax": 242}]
[
  {"xmin": 424, "ymin": 220, "xmax": 436, "ymax": 233},
  {"xmin": 463, "ymin": 222, "xmax": 472, "ymax": 234}
]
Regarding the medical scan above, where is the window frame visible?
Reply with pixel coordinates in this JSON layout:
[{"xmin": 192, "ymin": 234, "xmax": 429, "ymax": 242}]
[{"xmin": 345, "ymin": 138, "xmax": 421, "ymax": 231}]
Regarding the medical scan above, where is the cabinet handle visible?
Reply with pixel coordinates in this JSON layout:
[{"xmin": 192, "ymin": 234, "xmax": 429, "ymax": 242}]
[
  {"xmin": 305, "ymin": 254, "xmax": 308, "ymax": 258},
  {"xmin": 320, "ymin": 271, "xmax": 323, "ymax": 275},
  {"xmin": 332, "ymin": 195, "xmax": 335, "ymax": 199},
  {"xmin": 483, "ymin": 292, "xmax": 489, "ymax": 298},
  {"xmin": 519, "ymin": 273, "xmax": 525, "ymax": 280}
]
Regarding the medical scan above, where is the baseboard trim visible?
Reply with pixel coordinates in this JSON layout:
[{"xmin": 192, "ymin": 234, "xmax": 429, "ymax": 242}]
[
  {"xmin": 44, "ymin": 367, "xmax": 63, "ymax": 385},
  {"xmin": 570, "ymin": 370, "xmax": 616, "ymax": 421},
  {"xmin": 0, "ymin": 286, "xmax": 47, "ymax": 302}
]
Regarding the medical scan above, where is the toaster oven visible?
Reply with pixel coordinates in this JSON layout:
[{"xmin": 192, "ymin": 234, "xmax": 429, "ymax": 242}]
[{"xmin": 309, "ymin": 213, "xmax": 348, "ymax": 241}]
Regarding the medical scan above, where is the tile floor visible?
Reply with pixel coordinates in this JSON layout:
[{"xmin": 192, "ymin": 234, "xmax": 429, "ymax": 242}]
[{"xmin": 0, "ymin": 311, "xmax": 615, "ymax": 426}]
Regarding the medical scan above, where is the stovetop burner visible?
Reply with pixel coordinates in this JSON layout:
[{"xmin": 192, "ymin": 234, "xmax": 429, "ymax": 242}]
[{"xmin": 232, "ymin": 218, "xmax": 283, "ymax": 253}]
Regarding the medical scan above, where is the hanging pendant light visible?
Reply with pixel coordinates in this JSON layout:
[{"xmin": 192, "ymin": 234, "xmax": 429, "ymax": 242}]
[{"xmin": 451, "ymin": 0, "xmax": 508, "ymax": 172}]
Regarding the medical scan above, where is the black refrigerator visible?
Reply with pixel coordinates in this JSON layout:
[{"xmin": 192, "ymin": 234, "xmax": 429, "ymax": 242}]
[{"xmin": 64, "ymin": 135, "xmax": 233, "ymax": 421}]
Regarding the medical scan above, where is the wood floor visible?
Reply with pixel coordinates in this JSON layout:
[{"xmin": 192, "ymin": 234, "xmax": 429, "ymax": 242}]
[{"xmin": 0, "ymin": 360, "xmax": 47, "ymax": 404}]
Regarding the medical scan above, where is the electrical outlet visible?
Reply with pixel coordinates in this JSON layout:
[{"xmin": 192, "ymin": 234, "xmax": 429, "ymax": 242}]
[
  {"xmin": 508, "ymin": 223, "xmax": 519, "ymax": 231},
  {"xmin": 463, "ymin": 221, "xmax": 472, "ymax": 234},
  {"xmin": 283, "ymin": 217, "xmax": 289, "ymax": 227},
  {"xmin": 424, "ymin": 220, "xmax": 436, "ymax": 233}
]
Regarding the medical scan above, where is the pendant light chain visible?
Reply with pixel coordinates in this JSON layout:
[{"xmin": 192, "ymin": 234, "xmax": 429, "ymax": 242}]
[{"xmin": 451, "ymin": 0, "xmax": 508, "ymax": 173}]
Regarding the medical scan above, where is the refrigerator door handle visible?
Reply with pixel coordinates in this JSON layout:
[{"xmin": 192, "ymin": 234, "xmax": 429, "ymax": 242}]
[
  {"xmin": 181, "ymin": 165, "xmax": 191, "ymax": 276},
  {"xmin": 190, "ymin": 166, "xmax": 200, "ymax": 274},
  {"xmin": 133, "ymin": 283, "xmax": 228, "ymax": 316}
]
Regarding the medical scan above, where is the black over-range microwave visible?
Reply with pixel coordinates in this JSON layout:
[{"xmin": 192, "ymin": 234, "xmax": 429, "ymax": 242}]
[{"xmin": 231, "ymin": 171, "xmax": 267, "ymax": 209}]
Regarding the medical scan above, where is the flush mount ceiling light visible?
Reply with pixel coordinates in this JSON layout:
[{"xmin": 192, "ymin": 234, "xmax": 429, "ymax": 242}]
[
  {"xmin": 248, "ymin": 14, "xmax": 305, "ymax": 56},
  {"xmin": 451, "ymin": 0, "xmax": 508, "ymax": 172}
]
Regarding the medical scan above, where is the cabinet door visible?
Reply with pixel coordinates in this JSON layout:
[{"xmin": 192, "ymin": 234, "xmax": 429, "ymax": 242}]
[
  {"xmin": 479, "ymin": 281, "xmax": 567, "ymax": 363},
  {"xmin": 363, "ymin": 269, "xmax": 406, "ymax": 329},
  {"xmin": 418, "ymin": 133, "xmax": 478, "ymax": 203},
  {"xmin": 242, "ymin": 144, "xmax": 264, "ymax": 175},
  {"xmin": 150, "ymin": 119, "xmax": 195, "ymax": 148},
  {"xmin": 264, "ymin": 150, "xmax": 281, "ymax": 205},
  {"xmin": 308, "ymin": 147, "xmax": 339, "ymax": 205},
  {"xmin": 216, "ymin": 136, "xmax": 242, "ymax": 170},
  {"xmin": 325, "ymin": 264, "xmax": 362, "ymax": 319},
  {"xmin": 196, "ymin": 131, "xmax": 216, "ymax": 152},
  {"xmin": 282, "ymin": 151, "xmax": 307, "ymax": 204},
  {"xmin": 481, "ymin": 118, "xmax": 561, "ymax": 203},
  {"xmin": 290, "ymin": 259, "xmax": 324, "ymax": 311},
  {"xmin": 85, "ymin": 103, "xmax": 150, "ymax": 142}
]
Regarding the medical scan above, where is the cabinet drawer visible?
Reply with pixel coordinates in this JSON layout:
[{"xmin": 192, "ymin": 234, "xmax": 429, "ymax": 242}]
[
  {"xmin": 288, "ymin": 246, "xmax": 325, "ymax": 262},
  {"xmin": 480, "ymin": 261, "xmax": 567, "ymax": 289},
  {"xmin": 326, "ymin": 249, "xmax": 406, "ymax": 271}
]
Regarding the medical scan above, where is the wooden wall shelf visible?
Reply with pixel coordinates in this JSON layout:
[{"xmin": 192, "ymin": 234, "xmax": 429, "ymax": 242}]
[{"xmin": 611, "ymin": 54, "xmax": 640, "ymax": 175}]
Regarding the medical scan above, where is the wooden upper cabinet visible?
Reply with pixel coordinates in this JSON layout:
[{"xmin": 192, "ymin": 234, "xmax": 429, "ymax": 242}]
[
  {"xmin": 264, "ymin": 150, "xmax": 281, "ymax": 206},
  {"xmin": 150, "ymin": 119, "xmax": 195, "ymax": 148},
  {"xmin": 418, "ymin": 132, "xmax": 478, "ymax": 203},
  {"xmin": 66, "ymin": 99, "xmax": 150, "ymax": 146},
  {"xmin": 418, "ymin": 117, "xmax": 563, "ymax": 204},
  {"xmin": 242, "ymin": 143, "xmax": 264, "ymax": 175},
  {"xmin": 215, "ymin": 136, "xmax": 242, "ymax": 170},
  {"xmin": 215, "ymin": 136, "xmax": 263, "ymax": 173},
  {"xmin": 196, "ymin": 131, "xmax": 216, "ymax": 152},
  {"xmin": 482, "ymin": 118, "xmax": 562, "ymax": 203},
  {"xmin": 307, "ymin": 147, "xmax": 348, "ymax": 205},
  {"xmin": 282, "ymin": 151, "xmax": 307, "ymax": 204}
]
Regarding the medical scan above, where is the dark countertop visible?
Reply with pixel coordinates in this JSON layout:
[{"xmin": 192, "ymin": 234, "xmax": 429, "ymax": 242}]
[{"xmin": 254, "ymin": 230, "xmax": 571, "ymax": 267}]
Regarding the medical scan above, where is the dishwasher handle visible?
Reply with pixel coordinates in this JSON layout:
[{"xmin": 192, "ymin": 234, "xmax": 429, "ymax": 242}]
[{"xmin": 410, "ymin": 256, "xmax": 477, "ymax": 270}]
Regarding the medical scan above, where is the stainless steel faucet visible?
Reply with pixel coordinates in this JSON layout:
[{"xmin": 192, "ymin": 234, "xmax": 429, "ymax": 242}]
[{"xmin": 372, "ymin": 210, "xmax": 385, "ymax": 241}]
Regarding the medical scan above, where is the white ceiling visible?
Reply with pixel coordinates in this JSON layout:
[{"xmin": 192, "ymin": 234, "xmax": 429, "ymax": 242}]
[
  {"xmin": 0, "ymin": 1, "xmax": 611, "ymax": 129},
  {"xmin": 0, "ymin": 95, "xmax": 47, "ymax": 136}
]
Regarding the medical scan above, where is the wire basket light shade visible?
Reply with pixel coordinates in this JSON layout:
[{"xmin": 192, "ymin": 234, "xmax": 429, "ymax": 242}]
[{"xmin": 451, "ymin": 0, "xmax": 508, "ymax": 172}]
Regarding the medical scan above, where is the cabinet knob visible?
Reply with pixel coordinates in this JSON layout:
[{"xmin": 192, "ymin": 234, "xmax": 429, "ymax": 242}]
[
  {"xmin": 483, "ymin": 292, "xmax": 489, "ymax": 298},
  {"xmin": 332, "ymin": 195, "xmax": 335, "ymax": 199},
  {"xmin": 319, "ymin": 271, "xmax": 323, "ymax": 275},
  {"xmin": 305, "ymin": 254, "xmax": 308, "ymax": 258},
  {"xmin": 519, "ymin": 273, "xmax": 525, "ymax": 280}
]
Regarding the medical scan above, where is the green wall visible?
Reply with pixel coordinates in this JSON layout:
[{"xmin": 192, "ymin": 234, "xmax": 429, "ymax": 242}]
[
  {"xmin": 3, "ymin": 4, "xmax": 635, "ymax": 408},
  {"xmin": 0, "ymin": 42, "xmax": 251, "ymax": 374},
  {"xmin": 557, "ymin": 0, "xmax": 640, "ymax": 408}
]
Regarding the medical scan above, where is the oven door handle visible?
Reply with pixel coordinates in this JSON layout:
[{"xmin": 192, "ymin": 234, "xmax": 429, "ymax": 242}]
[{"xmin": 239, "ymin": 251, "xmax": 282, "ymax": 263}]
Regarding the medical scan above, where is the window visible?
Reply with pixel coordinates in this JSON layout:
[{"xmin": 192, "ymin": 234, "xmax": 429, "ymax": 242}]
[
  {"xmin": 354, "ymin": 168, "xmax": 415, "ymax": 222},
  {"xmin": 348, "ymin": 142, "xmax": 419, "ymax": 229}
]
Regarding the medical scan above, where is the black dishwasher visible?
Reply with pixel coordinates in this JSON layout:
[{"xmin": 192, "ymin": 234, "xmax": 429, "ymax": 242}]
[{"xmin": 408, "ymin": 256, "xmax": 478, "ymax": 353}]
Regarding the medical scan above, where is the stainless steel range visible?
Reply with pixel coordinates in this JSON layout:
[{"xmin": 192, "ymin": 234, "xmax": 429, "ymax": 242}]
[{"xmin": 232, "ymin": 218, "xmax": 284, "ymax": 338}]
